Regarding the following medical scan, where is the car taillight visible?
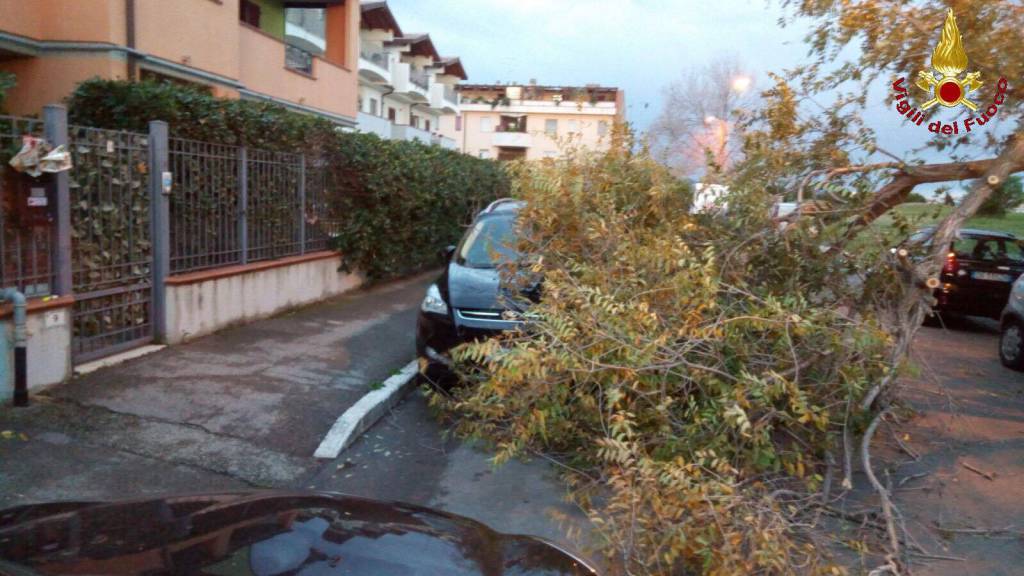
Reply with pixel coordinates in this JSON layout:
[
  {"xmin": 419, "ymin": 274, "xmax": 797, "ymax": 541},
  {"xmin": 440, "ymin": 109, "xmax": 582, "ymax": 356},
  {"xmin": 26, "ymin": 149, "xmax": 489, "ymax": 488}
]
[{"xmin": 942, "ymin": 252, "xmax": 958, "ymax": 275}]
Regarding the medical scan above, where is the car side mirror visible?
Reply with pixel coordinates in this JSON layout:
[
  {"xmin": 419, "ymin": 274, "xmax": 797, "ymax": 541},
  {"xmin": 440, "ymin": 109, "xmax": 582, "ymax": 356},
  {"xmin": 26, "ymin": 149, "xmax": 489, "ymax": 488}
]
[{"xmin": 443, "ymin": 245, "xmax": 456, "ymax": 260}]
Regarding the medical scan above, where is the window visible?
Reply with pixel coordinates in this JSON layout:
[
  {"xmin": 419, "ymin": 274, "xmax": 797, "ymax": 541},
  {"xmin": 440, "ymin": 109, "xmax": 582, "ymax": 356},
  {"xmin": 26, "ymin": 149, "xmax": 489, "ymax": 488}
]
[
  {"xmin": 545, "ymin": 119, "xmax": 558, "ymax": 136},
  {"xmin": 388, "ymin": 108, "xmax": 397, "ymax": 122},
  {"xmin": 411, "ymin": 116, "xmax": 419, "ymax": 129},
  {"xmin": 480, "ymin": 117, "xmax": 493, "ymax": 132},
  {"xmin": 284, "ymin": 8, "xmax": 326, "ymax": 55},
  {"xmin": 285, "ymin": 45, "xmax": 314, "ymax": 75},
  {"xmin": 457, "ymin": 215, "xmax": 517, "ymax": 268},
  {"xmin": 952, "ymin": 237, "xmax": 1019, "ymax": 262},
  {"xmin": 425, "ymin": 119, "xmax": 431, "ymax": 132},
  {"xmin": 239, "ymin": 0, "xmax": 261, "ymax": 27},
  {"xmin": 455, "ymin": 115, "xmax": 463, "ymax": 131},
  {"xmin": 1007, "ymin": 240, "xmax": 1024, "ymax": 263},
  {"xmin": 369, "ymin": 99, "xmax": 379, "ymax": 116},
  {"xmin": 598, "ymin": 121, "xmax": 609, "ymax": 136},
  {"xmin": 479, "ymin": 149, "xmax": 492, "ymax": 159},
  {"xmin": 567, "ymin": 120, "xmax": 579, "ymax": 133}
]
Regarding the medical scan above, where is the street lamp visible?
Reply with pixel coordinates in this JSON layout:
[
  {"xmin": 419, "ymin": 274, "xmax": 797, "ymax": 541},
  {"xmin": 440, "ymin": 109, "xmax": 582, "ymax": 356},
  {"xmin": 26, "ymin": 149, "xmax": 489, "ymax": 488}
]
[{"xmin": 731, "ymin": 75, "xmax": 752, "ymax": 94}]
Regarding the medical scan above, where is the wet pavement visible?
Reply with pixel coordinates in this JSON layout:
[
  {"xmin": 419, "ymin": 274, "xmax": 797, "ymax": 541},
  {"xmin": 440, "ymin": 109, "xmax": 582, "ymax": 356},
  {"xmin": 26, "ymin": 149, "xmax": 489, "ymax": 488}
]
[
  {"xmin": 838, "ymin": 317, "xmax": 1024, "ymax": 576},
  {"xmin": 0, "ymin": 268, "xmax": 589, "ymax": 558},
  {"xmin": 6, "ymin": 275, "xmax": 1018, "ymax": 570}
]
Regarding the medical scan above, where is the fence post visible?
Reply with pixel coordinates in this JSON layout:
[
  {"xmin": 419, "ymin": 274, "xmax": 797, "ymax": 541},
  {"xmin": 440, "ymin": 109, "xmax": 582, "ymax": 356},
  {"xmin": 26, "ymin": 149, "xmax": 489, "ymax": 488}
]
[
  {"xmin": 298, "ymin": 154, "xmax": 306, "ymax": 255},
  {"xmin": 238, "ymin": 146, "xmax": 248, "ymax": 265},
  {"xmin": 148, "ymin": 121, "xmax": 170, "ymax": 343},
  {"xmin": 43, "ymin": 105, "xmax": 72, "ymax": 297}
]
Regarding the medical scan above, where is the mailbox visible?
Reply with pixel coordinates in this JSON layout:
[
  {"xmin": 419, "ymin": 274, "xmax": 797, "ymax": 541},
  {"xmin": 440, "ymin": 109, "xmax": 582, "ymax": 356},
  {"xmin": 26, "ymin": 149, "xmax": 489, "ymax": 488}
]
[{"xmin": 2, "ymin": 167, "xmax": 55, "ymax": 228}]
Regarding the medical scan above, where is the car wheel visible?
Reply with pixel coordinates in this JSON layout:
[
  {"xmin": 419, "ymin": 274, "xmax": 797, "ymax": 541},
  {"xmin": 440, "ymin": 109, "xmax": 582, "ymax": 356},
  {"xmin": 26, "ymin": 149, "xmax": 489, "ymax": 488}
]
[{"xmin": 999, "ymin": 320, "xmax": 1024, "ymax": 371}]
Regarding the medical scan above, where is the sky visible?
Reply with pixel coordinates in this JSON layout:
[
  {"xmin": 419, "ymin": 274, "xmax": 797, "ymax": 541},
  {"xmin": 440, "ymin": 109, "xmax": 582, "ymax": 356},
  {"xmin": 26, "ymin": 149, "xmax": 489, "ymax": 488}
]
[
  {"xmin": 386, "ymin": 0, "xmax": 811, "ymax": 133},
  {"xmin": 385, "ymin": 1, "xmax": 1009, "ymax": 197}
]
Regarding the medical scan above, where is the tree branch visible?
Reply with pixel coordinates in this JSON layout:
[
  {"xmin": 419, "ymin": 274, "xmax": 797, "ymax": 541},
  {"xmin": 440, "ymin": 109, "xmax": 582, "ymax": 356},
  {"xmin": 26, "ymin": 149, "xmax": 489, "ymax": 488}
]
[{"xmin": 840, "ymin": 138, "xmax": 1024, "ymax": 241}]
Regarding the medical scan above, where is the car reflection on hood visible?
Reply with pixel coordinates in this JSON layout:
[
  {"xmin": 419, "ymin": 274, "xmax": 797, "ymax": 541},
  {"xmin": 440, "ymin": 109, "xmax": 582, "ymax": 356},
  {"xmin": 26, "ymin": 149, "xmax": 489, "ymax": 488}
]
[{"xmin": 0, "ymin": 491, "xmax": 598, "ymax": 575}]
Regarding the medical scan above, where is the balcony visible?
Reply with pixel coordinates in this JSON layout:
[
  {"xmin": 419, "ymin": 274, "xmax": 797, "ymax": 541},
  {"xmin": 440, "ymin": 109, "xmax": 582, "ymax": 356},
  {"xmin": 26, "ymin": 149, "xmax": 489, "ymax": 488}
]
[
  {"xmin": 389, "ymin": 62, "xmax": 426, "ymax": 101},
  {"xmin": 429, "ymin": 83, "xmax": 459, "ymax": 112},
  {"xmin": 238, "ymin": 24, "xmax": 358, "ymax": 120},
  {"xmin": 391, "ymin": 124, "xmax": 432, "ymax": 144},
  {"xmin": 433, "ymin": 135, "xmax": 458, "ymax": 150},
  {"xmin": 492, "ymin": 130, "xmax": 532, "ymax": 148},
  {"xmin": 357, "ymin": 112, "xmax": 392, "ymax": 139},
  {"xmin": 359, "ymin": 49, "xmax": 391, "ymax": 84},
  {"xmin": 410, "ymin": 69, "xmax": 429, "ymax": 90},
  {"xmin": 444, "ymin": 85, "xmax": 459, "ymax": 105}
]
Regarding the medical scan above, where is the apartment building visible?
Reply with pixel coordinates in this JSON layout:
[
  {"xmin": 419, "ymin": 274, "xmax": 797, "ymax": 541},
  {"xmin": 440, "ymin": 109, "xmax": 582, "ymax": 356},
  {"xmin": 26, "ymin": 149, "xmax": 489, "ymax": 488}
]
[
  {"xmin": 457, "ymin": 83, "xmax": 625, "ymax": 161},
  {"xmin": 357, "ymin": 1, "xmax": 465, "ymax": 149},
  {"xmin": 0, "ymin": 0, "xmax": 360, "ymax": 125}
]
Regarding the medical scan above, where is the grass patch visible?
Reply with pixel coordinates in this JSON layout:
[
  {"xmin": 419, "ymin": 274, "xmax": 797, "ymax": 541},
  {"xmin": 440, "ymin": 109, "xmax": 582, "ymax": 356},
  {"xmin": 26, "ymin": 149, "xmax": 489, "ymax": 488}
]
[{"xmin": 874, "ymin": 203, "xmax": 1024, "ymax": 237}]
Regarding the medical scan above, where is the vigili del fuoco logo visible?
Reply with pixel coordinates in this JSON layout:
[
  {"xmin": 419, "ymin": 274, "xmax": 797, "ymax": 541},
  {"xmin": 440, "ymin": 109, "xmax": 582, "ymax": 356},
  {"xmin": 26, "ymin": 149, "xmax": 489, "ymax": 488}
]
[{"xmin": 890, "ymin": 8, "xmax": 1009, "ymax": 136}]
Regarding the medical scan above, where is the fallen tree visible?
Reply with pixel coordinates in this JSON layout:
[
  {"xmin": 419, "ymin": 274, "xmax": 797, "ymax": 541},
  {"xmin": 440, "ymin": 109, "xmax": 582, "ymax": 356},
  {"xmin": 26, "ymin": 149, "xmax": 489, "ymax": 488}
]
[{"xmin": 437, "ymin": 1, "xmax": 1024, "ymax": 573}]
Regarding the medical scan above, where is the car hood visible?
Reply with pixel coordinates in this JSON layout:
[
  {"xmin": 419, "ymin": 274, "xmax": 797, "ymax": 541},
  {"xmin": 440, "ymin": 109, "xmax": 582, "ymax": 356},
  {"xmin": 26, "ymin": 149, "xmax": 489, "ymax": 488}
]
[
  {"xmin": 445, "ymin": 264, "xmax": 540, "ymax": 313},
  {"xmin": 447, "ymin": 263, "xmax": 502, "ymax": 310},
  {"xmin": 0, "ymin": 491, "xmax": 597, "ymax": 576}
]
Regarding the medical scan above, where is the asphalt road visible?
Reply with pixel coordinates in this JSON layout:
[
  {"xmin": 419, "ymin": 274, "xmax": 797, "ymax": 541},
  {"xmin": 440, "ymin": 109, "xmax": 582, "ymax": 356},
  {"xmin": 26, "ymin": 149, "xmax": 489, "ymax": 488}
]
[
  {"xmin": 0, "ymin": 268, "xmax": 589, "ymax": 559},
  {"xmin": 306, "ymin": 389, "xmax": 590, "ymax": 548}
]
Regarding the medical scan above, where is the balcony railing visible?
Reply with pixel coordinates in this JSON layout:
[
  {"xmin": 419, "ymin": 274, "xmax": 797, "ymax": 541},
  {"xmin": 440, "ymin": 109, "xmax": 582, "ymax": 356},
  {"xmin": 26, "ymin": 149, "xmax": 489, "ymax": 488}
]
[
  {"xmin": 360, "ymin": 49, "xmax": 390, "ymax": 71},
  {"xmin": 286, "ymin": 44, "xmax": 314, "ymax": 75},
  {"xmin": 443, "ymin": 84, "xmax": 458, "ymax": 104},
  {"xmin": 410, "ymin": 69, "xmax": 429, "ymax": 91}
]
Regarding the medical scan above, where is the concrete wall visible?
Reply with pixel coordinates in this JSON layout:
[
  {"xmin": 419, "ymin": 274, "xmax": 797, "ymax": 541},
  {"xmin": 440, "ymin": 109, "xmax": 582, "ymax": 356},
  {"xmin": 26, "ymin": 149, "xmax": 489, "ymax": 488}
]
[
  {"xmin": 0, "ymin": 0, "xmax": 126, "ymax": 44},
  {"xmin": 2, "ymin": 55, "xmax": 128, "ymax": 117},
  {"xmin": 135, "ymin": 0, "xmax": 242, "ymax": 80},
  {"xmin": 238, "ymin": 25, "xmax": 358, "ymax": 120},
  {"xmin": 0, "ymin": 304, "xmax": 72, "ymax": 398},
  {"xmin": 164, "ymin": 253, "xmax": 362, "ymax": 345},
  {"xmin": 0, "ymin": 0, "xmax": 358, "ymax": 123}
]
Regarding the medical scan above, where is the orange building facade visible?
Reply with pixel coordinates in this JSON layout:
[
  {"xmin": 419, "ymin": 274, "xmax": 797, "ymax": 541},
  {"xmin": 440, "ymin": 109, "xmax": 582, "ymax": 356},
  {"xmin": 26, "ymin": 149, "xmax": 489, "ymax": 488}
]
[{"xmin": 0, "ymin": 0, "xmax": 360, "ymax": 125}]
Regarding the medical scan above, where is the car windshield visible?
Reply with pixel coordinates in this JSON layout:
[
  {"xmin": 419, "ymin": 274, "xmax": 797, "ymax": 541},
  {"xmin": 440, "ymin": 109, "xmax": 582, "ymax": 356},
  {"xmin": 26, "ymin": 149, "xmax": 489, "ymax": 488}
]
[{"xmin": 457, "ymin": 215, "xmax": 517, "ymax": 268}]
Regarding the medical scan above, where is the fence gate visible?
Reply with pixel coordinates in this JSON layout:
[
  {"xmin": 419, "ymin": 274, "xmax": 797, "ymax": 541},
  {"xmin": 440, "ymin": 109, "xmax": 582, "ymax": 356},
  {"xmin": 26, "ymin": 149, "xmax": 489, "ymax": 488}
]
[{"xmin": 68, "ymin": 125, "xmax": 154, "ymax": 363}]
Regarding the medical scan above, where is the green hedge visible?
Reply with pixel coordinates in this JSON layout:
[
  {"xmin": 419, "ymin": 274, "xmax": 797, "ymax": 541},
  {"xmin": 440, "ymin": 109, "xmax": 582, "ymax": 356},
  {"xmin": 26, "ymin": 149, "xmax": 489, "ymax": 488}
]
[{"xmin": 66, "ymin": 78, "xmax": 508, "ymax": 279}]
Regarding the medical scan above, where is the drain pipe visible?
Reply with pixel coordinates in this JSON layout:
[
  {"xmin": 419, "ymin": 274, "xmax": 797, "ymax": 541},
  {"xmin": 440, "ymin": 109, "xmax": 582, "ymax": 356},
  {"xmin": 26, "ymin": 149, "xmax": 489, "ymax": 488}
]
[
  {"xmin": 1, "ymin": 288, "xmax": 28, "ymax": 407},
  {"xmin": 126, "ymin": 0, "xmax": 137, "ymax": 81}
]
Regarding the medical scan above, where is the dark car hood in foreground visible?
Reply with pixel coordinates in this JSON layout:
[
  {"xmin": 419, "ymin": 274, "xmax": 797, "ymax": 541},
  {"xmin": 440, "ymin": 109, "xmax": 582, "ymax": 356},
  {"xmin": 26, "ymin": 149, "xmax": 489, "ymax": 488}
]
[
  {"xmin": 447, "ymin": 263, "xmax": 502, "ymax": 311},
  {"xmin": 0, "ymin": 491, "xmax": 597, "ymax": 575}
]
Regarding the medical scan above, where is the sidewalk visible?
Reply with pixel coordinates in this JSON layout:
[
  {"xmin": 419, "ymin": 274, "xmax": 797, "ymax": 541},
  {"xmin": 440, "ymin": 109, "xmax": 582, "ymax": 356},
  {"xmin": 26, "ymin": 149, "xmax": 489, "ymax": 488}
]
[{"xmin": 0, "ymin": 271, "xmax": 436, "ymax": 508}]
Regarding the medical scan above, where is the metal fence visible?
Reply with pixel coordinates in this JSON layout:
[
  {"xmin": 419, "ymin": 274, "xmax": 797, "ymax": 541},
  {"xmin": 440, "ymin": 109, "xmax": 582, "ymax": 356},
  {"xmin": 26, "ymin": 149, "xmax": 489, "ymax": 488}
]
[
  {"xmin": 168, "ymin": 137, "xmax": 242, "ymax": 273},
  {"xmin": 2, "ymin": 106, "xmax": 340, "ymax": 364},
  {"xmin": 168, "ymin": 141, "xmax": 333, "ymax": 274},
  {"xmin": 303, "ymin": 160, "xmax": 334, "ymax": 253},
  {"xmin": 0, "ymin": 115, "xmax": 52, "ymax": 297},
  {"xmin": 247, "ymin": 149, "xmax": 303, "ymax": 262},
  {"xmin": 67, "ymin": 124, "xmax": 153, "ymax": 362}
]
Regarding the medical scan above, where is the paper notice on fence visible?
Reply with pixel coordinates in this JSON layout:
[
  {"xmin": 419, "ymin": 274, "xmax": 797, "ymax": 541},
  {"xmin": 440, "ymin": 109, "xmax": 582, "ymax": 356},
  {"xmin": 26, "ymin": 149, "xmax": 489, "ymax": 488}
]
[
  {"xmin": 8, "ymin": 135, "xmax": 46, "ymax": 177},
  {"xmin": 8, "ymin": 136, "xmax": 73, "ymax": 177},
  {"xmin": 39, "ymin": 145, "xmax": 72, "ymax": 173}
]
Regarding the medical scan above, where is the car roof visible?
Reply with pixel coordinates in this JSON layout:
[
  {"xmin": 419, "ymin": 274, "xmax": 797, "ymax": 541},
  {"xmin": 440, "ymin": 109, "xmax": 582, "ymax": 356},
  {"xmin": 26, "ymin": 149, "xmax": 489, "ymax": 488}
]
[{"xmin": 480, "ymin": 198, "xmax": 525, "ymax": 215}]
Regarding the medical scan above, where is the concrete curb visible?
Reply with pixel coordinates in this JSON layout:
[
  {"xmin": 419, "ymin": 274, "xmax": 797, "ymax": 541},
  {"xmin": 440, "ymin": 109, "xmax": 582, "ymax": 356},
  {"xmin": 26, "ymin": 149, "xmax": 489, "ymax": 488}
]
[
  {"xmin": 73, "ymin": 345, "xmax": 167, "ymax": 377},
  {"xmin": 313, "ymin": 360, "xmax": 420, "ymax": 459}
]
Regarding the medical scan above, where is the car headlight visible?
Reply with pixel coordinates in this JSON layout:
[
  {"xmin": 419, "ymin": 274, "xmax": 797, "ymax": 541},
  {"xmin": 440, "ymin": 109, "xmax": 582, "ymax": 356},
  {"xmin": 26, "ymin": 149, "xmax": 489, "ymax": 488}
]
[{"xmin": 421, "ymin": 284, "xmax": 449, "ymax": 315}]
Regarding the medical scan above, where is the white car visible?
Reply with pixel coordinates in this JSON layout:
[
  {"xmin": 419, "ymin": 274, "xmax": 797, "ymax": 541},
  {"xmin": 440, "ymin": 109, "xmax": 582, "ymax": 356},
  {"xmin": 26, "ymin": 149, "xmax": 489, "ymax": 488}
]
[{"xmin": 999, "ymin": 275, "xmax": 1024, "ymax": 371}]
